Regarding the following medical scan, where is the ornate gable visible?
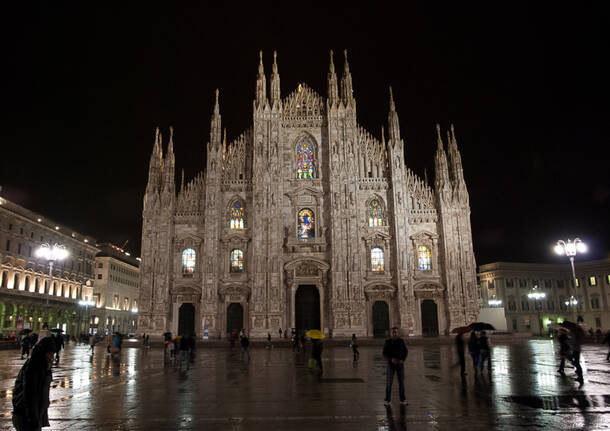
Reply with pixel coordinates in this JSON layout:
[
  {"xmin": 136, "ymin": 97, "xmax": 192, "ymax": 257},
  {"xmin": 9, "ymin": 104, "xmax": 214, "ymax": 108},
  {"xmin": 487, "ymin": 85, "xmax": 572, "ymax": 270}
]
[{"xmin": 282, "ymin": 83, "xmax": 325, "ymax": 127}]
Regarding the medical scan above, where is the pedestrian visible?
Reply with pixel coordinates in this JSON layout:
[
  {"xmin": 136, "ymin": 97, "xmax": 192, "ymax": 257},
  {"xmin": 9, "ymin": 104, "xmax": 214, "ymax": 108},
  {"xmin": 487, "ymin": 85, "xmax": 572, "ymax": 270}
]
[
  {"xmin": 89, "ymin": 333, "xmax": 96, "ymax": 354},
  {"xmin": 20, "ymin": 335, "xmax": 31, "ymax": 360},
  {"xmin": 179, "ymin": 336, "xmax": 190, "ymax": 369},
  {"xmin": 478, "ymin": 331, "xmax": 491, "ymax": 373},
  {"xmin": 382, "ymin": 327, "xmax": 408, "ymax": 406},
  {"xmin": 12, "ymin": 337, "xmax": 56, "ymax": 431},
  {"xmin": 604, "ymin": 330, "xmax": 610, "ymax": 361},
  {"xmin": 455, "ymin": 332, "xmax": 466, "ymax": 376},
  {"xmin": 279, "ymin": 327, "xmax": 283, "ymax": 339},
  {"xmin": 106, "ymin": 332, "xmax": 113, "ymax": 355},
  {"xmin": 145, "ymin": 334, "xmax": 149, "ymax": 347},
  {"xmin": 468, "ymin": 331, "xmax": 480, "ymax": 372},
  {"xmin": 557, "ymin": 329, "xmax": 571, "ymax": 375},
  {"xmin": 570, "ymin": 326, "xmax": 585, "ymax": 384},
  {"xmin": 351, "ymin": 334, "xmax": 359, "ymax": 361},
  {"xmin": 38, "ymin": 324, "xmax": 50, "ymax": 340},
  {"xmin": 311, "ymin": 338, "xmax": 323, "ymax": 373},
  {"xmin": 240, "ymin": 332, "xmax": 251, "ymax": 361},
  {"xmin": 266, "ymin": 332, "xmax": 273, "ymax": 349},
  {"xmin": 53, "ymin": 333, "xmax": 64, "ymax": 363}
]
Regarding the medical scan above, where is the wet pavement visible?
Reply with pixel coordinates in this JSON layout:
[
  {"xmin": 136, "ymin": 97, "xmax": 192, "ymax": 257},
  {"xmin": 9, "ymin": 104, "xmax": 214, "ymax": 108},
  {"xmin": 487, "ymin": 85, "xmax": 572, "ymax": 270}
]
[{"xmin": 1, "ymin": 338, "xmax": 610, "ymax": 430}]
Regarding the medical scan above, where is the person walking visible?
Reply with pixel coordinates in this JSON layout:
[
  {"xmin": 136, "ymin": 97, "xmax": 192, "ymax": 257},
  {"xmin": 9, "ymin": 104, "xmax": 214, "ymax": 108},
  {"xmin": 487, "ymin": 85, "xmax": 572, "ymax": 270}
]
[
  {"xmin": 12, "ymin": 337, "xmax": 56, "ymax": 431},
  {"xmin": 278, "ymin": 328, "xmax": 283, "ymax": 339},
  {"xmin": 266, "ymin": 332, "xmax": 273, "ymax": 349},
  {"xmin": 38, "ymin": 324, "xmax": 50, "ymax": 341},
  {"xmin": 179, "ymin": 335, "xmax": 191, "ymax": 369},
  {"xmin": 455, "ymin": 333, "xmax": 466, "ymax": 376},
  {"xmin": 20, "ymin": 335, "xmax": 31, "ymax": 360},
  {"xmin": 468, "ymin": 332, "xmax": 480, "ymax": 372},
  {"xmin": 52, "ymin": 333, "xmax": 64, "ymax": 363},
  {"xmin": 88, "ymin": 333, "xmax": 96, "ymax": 355},
  {"xmin": 478, "ymin": 331, "xmax": 491, "ymax": 373},
  {"xmin": 557, "ymin": 329, "xmax": 571, "ymax": 375},
  {"xmin": 351, "ymin": 334, "xmax": 359, "ymax": 361},
  {"xmin": 311, "ymin": 338, "xmax": 324, "ymax": 373},
  {"xmin": 240, "ymin": 332, "xmax": 251, "ymax": 361},
  {"xmin": 570, "ymin": 326, "xmax": 585, "ymax": 384},
  {"xmin": 383, "ymin": 327, "xmax": 409, "ymax": 406}
]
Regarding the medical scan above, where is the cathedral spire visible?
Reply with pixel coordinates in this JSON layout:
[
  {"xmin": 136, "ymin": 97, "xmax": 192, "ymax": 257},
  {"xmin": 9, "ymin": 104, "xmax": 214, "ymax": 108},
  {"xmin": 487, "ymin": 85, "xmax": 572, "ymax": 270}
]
[
  {"xmin": 340, "ymin": 49, "xmax": 354, "ymax": 105},
  {"xmin": 255, "ymin": 50, "xmax": 267, "ymax": 108},
  {"xmin": 447, "ymin": 124, "xmax": 465, "ymax": 186},
  {"xmin": 388, "ymin": 86, "xmax": 401, "ymax": 145},
  {"xmin": 180, "ymin": 168, "xmax": 185, "ymax": 194},
  {"xmin": 327, "ymin": 49, "xmax": 339, "ymax": 106},
  {"xmin": 146, "ymin": 127, "xmax": 162, "ymax": 189},
  {"xmin": 210, "ymin": 89, "xmax": 222, "ymax": 151},
  {"xmin": 270, "ymin": 50, "xmax": 281, "ymax": 107},
  {"xmin": 163, "ymin": 126, "xmax": 175, "ymax": 195},
  {"xmin": 434, "ymin": 124, "xmax": 450, "ymax": 190}
]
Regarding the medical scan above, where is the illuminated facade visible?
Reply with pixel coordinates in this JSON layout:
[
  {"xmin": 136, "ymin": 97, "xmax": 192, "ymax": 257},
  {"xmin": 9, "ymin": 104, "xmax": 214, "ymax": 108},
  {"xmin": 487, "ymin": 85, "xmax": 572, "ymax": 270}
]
[{"xmin": 138, "ymin": 51, "xmax": 478, "ymax": 338}]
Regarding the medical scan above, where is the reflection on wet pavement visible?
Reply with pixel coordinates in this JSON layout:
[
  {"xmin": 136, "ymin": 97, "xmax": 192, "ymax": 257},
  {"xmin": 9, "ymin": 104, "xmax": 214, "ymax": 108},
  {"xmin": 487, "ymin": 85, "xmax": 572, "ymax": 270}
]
[{"xmin": 0, "ymin": 339, "xmax": 609, "ymax": 430}]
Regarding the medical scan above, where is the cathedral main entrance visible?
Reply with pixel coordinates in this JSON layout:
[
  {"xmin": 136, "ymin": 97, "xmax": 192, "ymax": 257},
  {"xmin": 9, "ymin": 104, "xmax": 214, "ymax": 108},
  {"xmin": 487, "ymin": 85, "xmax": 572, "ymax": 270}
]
[
  {"xmin": 226, "ymin": 303, "xmax": 243, "ymax": 335},
  {"xmin": 295, "ymin": 285, "xmax": 320, "ymax": 335},
  {"xmin": 372, "ymin": 301, "xmax": 390, "ymax": 338},
  {"xmin": 421, "ymin": 299, "xmax": 439, "ymax": 337},
  {"xmin": 178, "ymin": 303, "xmax": 195, "ymax": 336}
]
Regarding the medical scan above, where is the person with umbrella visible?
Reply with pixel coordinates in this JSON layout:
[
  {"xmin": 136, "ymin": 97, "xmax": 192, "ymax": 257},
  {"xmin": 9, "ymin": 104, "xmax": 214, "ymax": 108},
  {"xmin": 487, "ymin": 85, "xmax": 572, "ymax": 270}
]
[
  {"xmin": 50, "ymin": 329, "xmax": 64, "ymax": 363},
  {"xmin": 305, "ymin": 330, "xmax": 325, "ymax": 373},
  {"xmin": 478, "ymin": 331, "xmax": 491, "ymax": 373},
  {"xmin": 468, "ymin": 331, "xmax": 480, "ymax": 372},
  {"xmin": 383, "ymin": 327, "xmax": 409, "ymax": 406},
  {"xmin": 561, "ymin": 320, "xmax": 585, "ymax": 384},
  {"xmin": 556, "ymin": 328, "xmax": 571, "ymax": 375},
  {"xmin": 19, "ymin": 330, "xmax": 32, "ymax": 360},
  {"xmin": 11, "ymin": 337, "xmax": 56, "ymax": 431}
]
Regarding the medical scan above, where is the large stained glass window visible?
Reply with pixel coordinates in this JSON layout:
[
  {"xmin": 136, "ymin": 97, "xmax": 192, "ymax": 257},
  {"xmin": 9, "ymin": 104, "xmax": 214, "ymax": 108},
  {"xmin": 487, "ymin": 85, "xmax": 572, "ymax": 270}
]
[
  {"xmin": 182, "ymin": 248, "xmax": 196, "ymax": 274},
  {"xmin": 297, "ymin": 208, "xmax": 315, "ymax": 239},
  {"xmin": 368, "ymin": 199, "xmax": 384, "ymax": 227},
  {"xmin": 230, "ymin": 249, "xmax": 244, "ymax": 272},
  {"xmin": 417, "ymin": 245, "xmax": 432, "ymax": 271},
  {"xmin": 296, "ymin": 137, "xmax": 316, "ymax": 179},
  {"xmin": 230, "ymin": 201, "xmax": 244, "ymax": 229},
  {"xmin": 371, "ymin": 247, "xmax": 384, "ymax": 272}
]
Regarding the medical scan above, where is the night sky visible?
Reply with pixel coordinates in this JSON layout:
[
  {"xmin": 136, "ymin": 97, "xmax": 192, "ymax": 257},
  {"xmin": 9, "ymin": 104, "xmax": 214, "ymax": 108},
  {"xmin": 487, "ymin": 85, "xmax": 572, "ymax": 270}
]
[{"xmin": 1, "ymin": 3, "xmax": 609, "ymax": 265}]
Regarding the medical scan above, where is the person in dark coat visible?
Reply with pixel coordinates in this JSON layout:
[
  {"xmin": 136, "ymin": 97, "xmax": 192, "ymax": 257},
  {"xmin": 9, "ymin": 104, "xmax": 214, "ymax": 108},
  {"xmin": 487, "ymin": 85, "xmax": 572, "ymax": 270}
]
[
  {"xmin": 455, "ymin": 333, "xmax": 466, "ymax": 376},
  {"xmin": 557, "ymin": 329, "xmax": 571, "ymax": 375},
  {"xmin": 240, "ymin": 332, "xmax": 251, "ymax": 361},
  {"xmin": 382, "ymin": 327, "xmax": 408, "ymax": 406},
  {"xmin": 311, "ymin": 339, "xmax": 323, "ymax": 373},
  {"xmin": 12, "ymin": 337, "xmax": 56, "ymax": 430},
  {"xmin": 478, "ymin": 331, "xmax": 491, "ymax": 373},
  {"xmin": 52, "ymin": 333, "xmax": 64, "ymax": 363},
  {"xmin": 570, "ymin": 326, "xmax": 585, "ymax": 384},
  {"xmin": 21, "ymin": 335, "xmax": 31, "ymax": 360},
  {"xmin": 351, "ymin": 334, "xmax": 359, "ymax": 361},
  {"xmin": 468, "ymin": 332, "xmax": 480, "ymax": 371},
  {"xmin": 603, "ymin": 330, "xmax": 610, "ymax": 361}
]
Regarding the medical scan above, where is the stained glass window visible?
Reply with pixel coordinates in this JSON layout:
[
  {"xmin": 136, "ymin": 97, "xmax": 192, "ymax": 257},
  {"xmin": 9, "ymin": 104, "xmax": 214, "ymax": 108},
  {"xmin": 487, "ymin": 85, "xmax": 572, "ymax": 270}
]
[
  {"xmin": 230, "ymin": 249, "xmax": 244, "ymax": 272},
  {"xmin": 182, "ymin": 248, "xmax": 196, "ymax": 274},
  {"xmin": 417, "ymin": 245, "xmax": 432, "ymax": 271},
  {"xmin": 296, "ymin": 137, "xmax": 316, "ymax": 179},
  {"xmin": 368, "ymin": 199, "xmax": 384, "ymax": 227},
  {"xmin": 371, "ymin": 247, "xmax": 384, "ymax": 272},
  {"xmin": 230, "ymin": 201, "xmax": 244, "ymax": 229},
  {"xmin": 297, "ymin": 208, "xmax": 315, "ymax": 239}
]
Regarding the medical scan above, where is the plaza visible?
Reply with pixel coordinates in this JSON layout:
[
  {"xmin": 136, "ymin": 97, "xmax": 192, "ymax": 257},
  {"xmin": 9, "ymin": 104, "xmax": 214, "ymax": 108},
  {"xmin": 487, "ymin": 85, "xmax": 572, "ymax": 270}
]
[{"xmin": 1, "ymin": 339, "xmax": 609, "ymax": 430}]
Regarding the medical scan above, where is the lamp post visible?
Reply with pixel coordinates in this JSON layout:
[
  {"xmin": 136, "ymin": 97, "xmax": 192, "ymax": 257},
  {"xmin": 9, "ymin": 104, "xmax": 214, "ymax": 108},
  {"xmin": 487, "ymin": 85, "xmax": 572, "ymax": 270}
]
[
  {"xmin": 564, "ymin": 295, "xmax": 579, "ymax": 322},
  {"xmin": 35, "ymin": 243, "xmax": 68, "ymax": 310},
  {"xmin": 528, "ymin": 286, "xmax": 546, "ymax": 335},
  {"xmin": 79, "ymin": 299, "xmax": 95, "ymax": 334},
  {"xmin": 554, "ymin": 238, "xmax": 586, "ymax": 322}
]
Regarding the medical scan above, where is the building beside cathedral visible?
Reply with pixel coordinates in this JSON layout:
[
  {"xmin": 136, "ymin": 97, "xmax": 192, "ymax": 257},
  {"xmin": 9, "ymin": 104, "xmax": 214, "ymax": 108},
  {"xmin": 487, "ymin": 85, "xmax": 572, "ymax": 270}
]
[{"xmin": 138, "ymin": 50, "xmax": 479, "ymax": 339}]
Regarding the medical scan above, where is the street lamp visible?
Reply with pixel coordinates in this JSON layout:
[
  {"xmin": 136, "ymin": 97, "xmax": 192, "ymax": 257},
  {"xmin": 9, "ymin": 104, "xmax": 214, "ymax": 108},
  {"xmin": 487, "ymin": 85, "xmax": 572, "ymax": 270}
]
[
  {"xmin": 554, "ymin": 238, "xmax": 586, "ymax": 321},
  {"xmin": 564, "ymin": 295, "xmax": 579, "ymax": 322},
  {"xmin": 35, "ymin": 243, "xmax": 68, "ymax": 307},
  {"xmin": 79, "ymin": 299, "xmax": 95, "ymax": 334},
  {"xmin": 488, "ymin": 296, "xmax": 503, "ymax": 307},
  {"xmin": 528, "ymin": 286, "xmax": 546, "ymax": 335}
]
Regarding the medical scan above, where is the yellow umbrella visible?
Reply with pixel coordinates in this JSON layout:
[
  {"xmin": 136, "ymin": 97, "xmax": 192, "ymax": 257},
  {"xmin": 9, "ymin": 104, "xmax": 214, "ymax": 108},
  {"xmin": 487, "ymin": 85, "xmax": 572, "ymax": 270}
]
[{"xmin": 305, "ymin": 329, "xmax": 325, "ymax": 339}]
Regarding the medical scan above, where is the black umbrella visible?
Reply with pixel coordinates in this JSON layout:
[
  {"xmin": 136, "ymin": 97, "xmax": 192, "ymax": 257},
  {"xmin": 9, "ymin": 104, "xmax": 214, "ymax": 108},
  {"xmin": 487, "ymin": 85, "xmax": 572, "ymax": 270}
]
[
  {"xmin": 19, "ymin": 328, "xmax": 32, "ymax": 336},
  {"xmin": 469, "ymin": 322, "xmax": 496, "ymax": 331},
  {"xmin": 560, "ymin": 320, "xmax": 584, "ymax": 333},
  {"xmin": 49, "ymin": 328, "xmax": 63, "ymax": 333}
]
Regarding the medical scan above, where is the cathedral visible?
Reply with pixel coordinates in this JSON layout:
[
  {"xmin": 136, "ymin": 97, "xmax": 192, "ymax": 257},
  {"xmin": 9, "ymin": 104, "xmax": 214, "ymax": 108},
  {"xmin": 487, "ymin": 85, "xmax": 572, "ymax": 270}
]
[{"xmin": 137, "ymin": 50, "xmax": 479, "ymax": 339}]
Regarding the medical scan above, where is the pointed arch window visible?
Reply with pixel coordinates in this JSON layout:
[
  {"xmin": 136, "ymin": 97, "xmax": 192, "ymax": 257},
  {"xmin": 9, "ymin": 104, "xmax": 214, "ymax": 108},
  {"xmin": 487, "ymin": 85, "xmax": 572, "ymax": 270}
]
[
  {"xmin": 371, "ymin": 247, "xmax": 384, "ymax": 272},
  {"xmin": 230, "ymin": 249, "xmax": 244, "ymax": 273},
  {"xmin": 368, "ymin": 199, "xmax": 384, "ymax": 227},
  {"xmin": 182, "ymin": 248, "xmax": 196, "ymax": 274},
  {"xmin": 417, "ymin": 246, "xmax": 432, "ymax": 271},
  {"xmin": 297, "ymin": 208, "xmax": 315, "ymax": 239},
  {"xmin": 230, "ymin": 201, "xmax": 245, "ymax": 229},
  {"xmin": 296, "ymin": 136, "xmax": 316, "ymax": 179}
]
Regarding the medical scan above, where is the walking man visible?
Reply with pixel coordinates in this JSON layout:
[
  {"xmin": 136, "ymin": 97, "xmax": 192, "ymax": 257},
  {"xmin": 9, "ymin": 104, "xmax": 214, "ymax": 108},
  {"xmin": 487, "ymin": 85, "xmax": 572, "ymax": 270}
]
[
  {"xmin": 240, "ymin": 332, "xmax": 251, "ymax": 361},
  {"xmin": 478, "ymin": 331, "xmax": 491, "ymax": 373},
  {"xmin": 351, "ymin": 334, "xmax": 359, "ymax": 361},
  {"xmin": 571, "ymin": 326, "xmax": 585, "ymax": 384},
  {"xmin": 383, "ymin": 327, "xmax": 408, "ymax": 406},
  {"xmin": 468, "ymin": 332, "xmax": 480, "ymax": 372},
  {"xmin": 557, "ymin": 329, "xmax": 571, "ymax": 375}
]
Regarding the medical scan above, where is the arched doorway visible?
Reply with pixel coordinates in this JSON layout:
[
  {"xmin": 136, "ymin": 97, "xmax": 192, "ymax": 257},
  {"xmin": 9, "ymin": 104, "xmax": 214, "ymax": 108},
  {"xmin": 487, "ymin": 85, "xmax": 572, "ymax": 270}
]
[
  {"xmin": 178, "ymin": 303, "xmax": 195, "ymax": 336},
  {"xmin": 421, "ymin": 299, "xmax": 439, "ymax": 337},
  {"xmin": 295, "ymin": 285, "xmax": 320, "ymax": 335},
  {"xmin": 226, "ymin": 303, "xmax": 243, "ymax": 335},
  {"xmin": 372, "ymin": 301, "xmax": 390, "ymax": 338}
]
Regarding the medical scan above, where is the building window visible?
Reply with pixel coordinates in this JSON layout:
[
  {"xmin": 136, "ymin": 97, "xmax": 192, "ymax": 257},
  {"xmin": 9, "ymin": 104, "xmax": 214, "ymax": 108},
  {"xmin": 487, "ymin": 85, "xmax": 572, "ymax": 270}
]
[
  {"xmin": 607, "ymin": 274, "xmax": 610, "ymax": 285},
  {"xmin": 123, "ymin": 298, "xmax": 129, "ymax": 311},
  {"xmin": 371, "ymin": 247, "xmax": 384, "ymax": 272},
  {"xmin": 508, "ymin": 297, "xmax": 516, "ymax": 312},
  {"xmin": 417, "ymin": 246, "xmax": 432, "ymax": 271},
  {"xmin": 8, "ymin": 224, "xmax": 12, "ymax": 230},
  {"xmin": 520, "ymin": 296, "xmax": 529, "ymax": 311},
  {"xmin": 97, "ymin": 274, "xmax": 102, "ymax": 279},
  {"xmin": 230, "ymin": 249, "xmax": 244, "ymax": 273},
  {"xmin": 5, "ymin": 240, "xmax": 10, "ymax": 251},
  {"xmin": 20, "ymin": 227, "xmax": 23, "ymax": 234},
  {"xmin": 296, "ymin": 136, "xmax": 316, "ymax": 179},
  {"xmin": 12, "ymin": 274, "xmax": 19, "ymax": 289},
  {"xmin": 41, "ymin": 280, "xmax": 47, "ymax": 294},
  {"xmin": 488, "ymin": 280, "xmax": 495, "ymax": 289},
  {"xmin": 557, "ymin": 280, "xmax": 564, "ymax": 289},
  {"xmin": 22, "ymin": 276, "xmax": 29, "ymax": 291},
  {"xmin": 182, "ymin": 248, "xmax": 196, "ymax": 274},
  {"xmin": 544, "ymin": 279, "xmax": 552, "ymax": 288},
  {"xmin": 297, "ymin": 208, "xmax": 315, "ymax": 239},
  {"xmin": 367, "ymin": 199, "xmax": 384, "ymax": 227},
  {"xmin": 596, "ymin": 317, "xmax": 602, "ymax": 328},
  {"xmin": 506, "ymin": 279, "xmax": 514, "ymax": 288},
  {"xmin": 589, "ymin": 276, "xmax": 597, "ymax": 286},
  {"xmin": 532, "ymin": 280, "xmax": 539, "ymax": 289},
  {"xmin": 512, "ymin": 319, "xmax": 517, "ymax": 330},
  {"xmin": 591, "ymin": 296, "xmax": 600, "ymax": 309},
  {"xmin": 230, "ymin": 201, "xmax": 245, "ymax": 229},
  {"xmin": 17, "ymin": 243, "xmax": 22, "ymax": 254},
  {"xmin": 113, "ymin": 295, "xmax": 119, "ymax": 309},
  {"xmin": 33, "ymin": 278, "xmax": 39, "ymax": 293},
  {"xmin": 547, "ymin": 299, "xmax": 554, "ymax": 311},
  {"xmin": 519, "ymin": 279, "xmax": 527, "ymax": 288},
  {"xmin": 97, "ymin": 263, "xmax": 103, "ymax": 268},
  {"xmin": 0, "ymin": 271, "xmax": 6, "ymax": 288}
]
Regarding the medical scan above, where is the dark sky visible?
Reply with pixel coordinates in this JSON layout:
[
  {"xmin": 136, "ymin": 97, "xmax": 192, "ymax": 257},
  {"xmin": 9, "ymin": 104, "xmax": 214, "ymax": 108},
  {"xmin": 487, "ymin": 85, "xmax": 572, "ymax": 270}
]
[{"xmin": 1, "ymin": 3, "xmax": 609, "ymax": 265}]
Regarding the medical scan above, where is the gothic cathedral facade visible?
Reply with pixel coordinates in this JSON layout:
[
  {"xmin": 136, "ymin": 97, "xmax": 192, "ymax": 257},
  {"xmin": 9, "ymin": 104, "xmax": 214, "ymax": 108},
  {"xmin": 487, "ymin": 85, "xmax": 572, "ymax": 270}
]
[{"xmin": 138, "ymin": 51, "xmax": 479, "ymax": 339}]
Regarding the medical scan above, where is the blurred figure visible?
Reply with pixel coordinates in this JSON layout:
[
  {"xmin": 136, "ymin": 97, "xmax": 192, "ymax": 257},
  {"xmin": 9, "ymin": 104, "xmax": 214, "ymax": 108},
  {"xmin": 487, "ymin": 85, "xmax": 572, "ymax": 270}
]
[
  {"xmin": 571, "ymin": 326, "xmax": 585, "ymax": 385},
  {"xmin": 478, "ymin": 331, "xmax": 491, "ymax": 373},
  {"xmin": 351, "ymin": 334, "xmax": 359, "ymax": 361},
  {"xmin": 557, "ymin": 329, "xmax": 571, "ymax": 375},
  {"xmin": 53, "ymin": 333, "xmax": 64, "ymax": 363},
  {"xmin": 89, "ymin": 333, "xmax": 96, "ymax": 354},
  {"xmin": 383, "ymin": 327, "xmax": 408, "ymax": 406},
  {"xmin": 468, "ymin": 332, "xmax": 480, "ymax": 372},
  {"xmin": 455, "ymin": 333, "xmax": 466, "ymax": 376},
  {"xmin": 12, "ymin": 337, "xmax": 56, "ymax": 431},
  {"xmin": 311, "ymin": 338, "xmax": 323, "ymax": 373},
  {"xmin": 20, "ymin": 335, "xmax": 31, "ymax": 360},
  {"xmin": 604, "ymin": 330, "xmax": 610, "ymax": 361},
  {"xmin": 240, "ymin": 332, "xmax": 250, "ymax": 361}
]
